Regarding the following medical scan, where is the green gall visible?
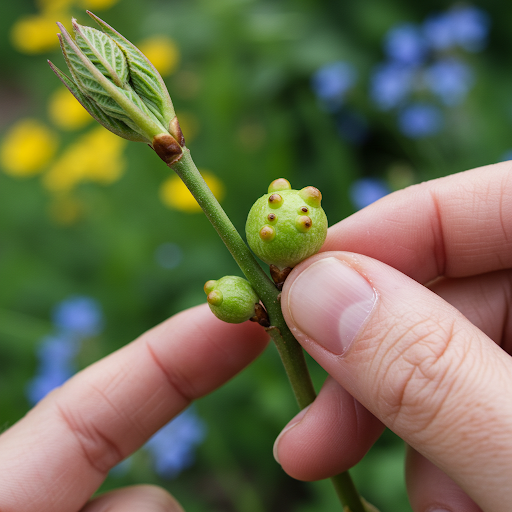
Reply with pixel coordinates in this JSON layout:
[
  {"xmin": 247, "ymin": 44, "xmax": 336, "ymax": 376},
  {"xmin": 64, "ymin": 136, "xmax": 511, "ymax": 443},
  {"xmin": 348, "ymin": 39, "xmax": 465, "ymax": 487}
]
[
  {"xmin": 204, "ymin": 276, "xmax": 260, "ymax": 324},
  {"xmin": 246, "ymin": 180, "xmax": 328, "ymax": 270},
  {"xmin": 268, "ymin": 178, "xmax": 291, "ymax": 193}
]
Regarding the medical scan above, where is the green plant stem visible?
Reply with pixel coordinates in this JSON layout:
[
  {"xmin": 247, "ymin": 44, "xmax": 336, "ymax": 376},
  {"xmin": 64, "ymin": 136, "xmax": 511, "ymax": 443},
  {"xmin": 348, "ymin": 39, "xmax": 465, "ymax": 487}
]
[{"xmin": 170, "ymin": 148, "xmax": 365, "ymax": 512}]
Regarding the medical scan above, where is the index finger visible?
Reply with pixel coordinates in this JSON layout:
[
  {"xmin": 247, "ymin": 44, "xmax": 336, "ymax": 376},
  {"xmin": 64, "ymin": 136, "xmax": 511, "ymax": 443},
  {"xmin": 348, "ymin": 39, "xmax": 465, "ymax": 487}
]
[
  {"xmin": 0, "ymin": 304, "xmax": 268, "ymax": 512},
  {"xmin": 324, "ymin": 162, "xmax": 512, "ymax": 283}
]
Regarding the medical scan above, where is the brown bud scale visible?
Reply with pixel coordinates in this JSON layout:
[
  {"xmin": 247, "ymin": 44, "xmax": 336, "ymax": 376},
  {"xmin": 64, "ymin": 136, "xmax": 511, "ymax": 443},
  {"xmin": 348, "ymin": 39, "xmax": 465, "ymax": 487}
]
[{"xmin": 153, "ymin": 134, "xmax": 183, "ymax": 166}]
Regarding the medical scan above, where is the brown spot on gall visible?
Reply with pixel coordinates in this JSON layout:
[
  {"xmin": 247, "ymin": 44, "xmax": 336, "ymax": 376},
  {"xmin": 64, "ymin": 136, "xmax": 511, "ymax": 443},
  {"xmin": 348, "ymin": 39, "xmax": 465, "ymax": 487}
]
[
  {"xmin": 296, "ymin": 215, "xmax": 312, "ymax": 232},
  {"xmin": 268, "ymin": 193, "xmax": 283, "ymax": 209}
]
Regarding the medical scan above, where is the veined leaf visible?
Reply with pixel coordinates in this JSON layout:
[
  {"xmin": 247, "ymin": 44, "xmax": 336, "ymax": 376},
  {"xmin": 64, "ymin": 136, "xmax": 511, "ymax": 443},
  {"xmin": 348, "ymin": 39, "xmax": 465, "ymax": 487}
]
[
  {"xmin": 48, "ymin": 61, "xmax": 148, "ymax": 142},
  {"xmin": 87, "ymin": 11, "xmax": 175, "ymax": 130},
  {"xmin": 57, "ymin": 22, "xmax": 168, "ymax": 140},
  {"xmin": 57, "ymin": 26, "xmax": 136, "ymax": 130},
  {"xmin": 72, "ymin": 20, "xmax": 128, "ymax": 88}
]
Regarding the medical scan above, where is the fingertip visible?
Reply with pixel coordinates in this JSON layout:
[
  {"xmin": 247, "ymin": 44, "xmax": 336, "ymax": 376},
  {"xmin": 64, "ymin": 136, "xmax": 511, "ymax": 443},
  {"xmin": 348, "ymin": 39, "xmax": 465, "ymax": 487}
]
[
  {"xmin": 82, "ymin": 485, "xmax": 184, "ymax": 512},
  {"xmin": 273, "ymin": 405, "xmax": 310, "ymax": 465},
  {"xmin": 406, "ymin": 448, "xmax": 483, "ymax": 512},
  {"xmin": 274, "ymin": 378, "xmax": 383, "ymax": 481}
]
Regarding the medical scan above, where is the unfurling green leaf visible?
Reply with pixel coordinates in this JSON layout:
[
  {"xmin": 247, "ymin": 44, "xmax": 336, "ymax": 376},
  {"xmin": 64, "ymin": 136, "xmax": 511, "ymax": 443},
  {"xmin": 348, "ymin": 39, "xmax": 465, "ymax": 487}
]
[
  {"xmin": 72, "ymin": 20, "xmax": 128, "ymax": 87},
  {"xmin": 86, "ymin": 11, "xmax": 176, "ymax": 134},
  {"xmin": 48, "ymin": 61, "xmax": 148, "ymax": 142},
  {"xmin": 49, "ymin": 12, "xmax": 182, "ymax": 154}
]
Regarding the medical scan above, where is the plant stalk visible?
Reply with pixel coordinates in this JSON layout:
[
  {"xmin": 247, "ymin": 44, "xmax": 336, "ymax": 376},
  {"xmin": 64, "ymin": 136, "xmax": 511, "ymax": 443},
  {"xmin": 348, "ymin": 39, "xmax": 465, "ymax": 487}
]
[{"xmin": 170, "ymin": 148, "xmax": 366, "ymax": 512}]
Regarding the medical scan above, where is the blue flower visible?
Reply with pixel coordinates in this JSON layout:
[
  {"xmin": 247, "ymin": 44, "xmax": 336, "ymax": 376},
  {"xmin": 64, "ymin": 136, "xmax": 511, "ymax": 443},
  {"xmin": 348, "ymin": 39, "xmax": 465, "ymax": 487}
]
[
  {"xmin": 26, "ymin": 295, "xmax": 104, "ymax": 406},
  {"xmin": 384, "ymin": 23, "xmax": 428, "ymax": 66},
  {"xmin": 26, "ymin": 333, "xmax": 78, "ymax": 404},
  {"xmin": 370, "ymin": 62, "xmax": 415, "ymax": 110},
  {"xmin": 423, "ymin": 7, "xmax": 490, "ymax": 52},
  {"xmin": 423, "ymin": 12, "xmax": 457, "ymax": 51},
  {"xmin": 398, "ymin": 102, "xmax": 443, "ymax": 138},
  {"xmin": 349, "ymin": 178, "xmax": 391, "ymax": 210},
  {"xmin": 52, "ymin": 296, "xmax": 103, "ymax": 337},
  {"xmin": 145, "ymin": 407, "xmax": 207, "ymax": 479},
  {"xmin": 311, "ymin": 61, "xmax": 357, "ymax": 110},
  {"xmin": 424, "ymin": 58, "xmax": 474, "ymax": 106},
  {"xmin": 36, "ymin": 333, "xmax": 80, "ymax": 369},
  {"xmin": 449, "ymin": 6, "xmax": 490, "ymax": 52}
]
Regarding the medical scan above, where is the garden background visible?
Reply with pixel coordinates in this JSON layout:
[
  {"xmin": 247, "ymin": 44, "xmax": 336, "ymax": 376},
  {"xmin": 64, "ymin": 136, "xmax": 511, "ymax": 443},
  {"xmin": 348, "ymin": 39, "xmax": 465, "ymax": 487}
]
[{"xmin": 0, "ymin": 0, "xmax": 508, "ymax": 510}]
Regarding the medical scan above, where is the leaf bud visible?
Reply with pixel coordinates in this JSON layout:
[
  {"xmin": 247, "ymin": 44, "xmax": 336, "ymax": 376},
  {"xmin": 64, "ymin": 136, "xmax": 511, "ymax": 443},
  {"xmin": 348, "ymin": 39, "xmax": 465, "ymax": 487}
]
[{"xmin": 48, "ymin": 11, "xmax": 184, "ymax": 163}]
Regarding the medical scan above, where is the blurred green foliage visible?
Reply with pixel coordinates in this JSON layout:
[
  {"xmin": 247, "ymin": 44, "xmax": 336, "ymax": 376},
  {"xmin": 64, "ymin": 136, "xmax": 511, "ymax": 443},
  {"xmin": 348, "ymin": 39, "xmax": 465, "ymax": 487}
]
[{"xmin": 1, "ymin": 0, "xmax": 511, "ymax": 510}]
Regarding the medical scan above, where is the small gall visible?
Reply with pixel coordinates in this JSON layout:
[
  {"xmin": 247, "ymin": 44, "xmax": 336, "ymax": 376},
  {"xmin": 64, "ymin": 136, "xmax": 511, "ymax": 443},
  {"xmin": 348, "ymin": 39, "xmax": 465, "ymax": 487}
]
[
  {"xmin": 299, "ymin": 206, "xmax": 309, "ymax": 213},
  {"xmin": 259, "ymin": 225, "xmax": 275, "ymax": 241},
  {"xmin": 207, "ymin": 290, "xmax": 223, "ymax": 306},
  {"xmin": 204, "ymin": 280, "xmax": 217, "ymax": 294},
  {"xmin": 268, "ymin": 193, "xmax": 283, "ymax": 209},
  {"xmin": 299, "ymin": 186, "xmax": 322, "ymax": 208},
  {"xmin": 267, "ymin": 213, "xmax": 277, "ymax": 223},
  {"xmin": 296, "ymin": 215, "xmax": 313, "ymax": 233},
  {"xmin": 268, "ymin": 178, "xmax": 291, "ymax": 193}
]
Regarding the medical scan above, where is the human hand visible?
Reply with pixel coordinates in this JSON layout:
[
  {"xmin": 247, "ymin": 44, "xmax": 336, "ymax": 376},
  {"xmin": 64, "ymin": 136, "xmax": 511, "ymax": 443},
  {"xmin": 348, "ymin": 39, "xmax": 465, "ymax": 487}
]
[
  {"xmin": 0, "ymin": 305, "xmax": 268, "ymax": 512},
  {"xmin": 275, "ymin": 163, "xmax": 512, "ymax": 512}
]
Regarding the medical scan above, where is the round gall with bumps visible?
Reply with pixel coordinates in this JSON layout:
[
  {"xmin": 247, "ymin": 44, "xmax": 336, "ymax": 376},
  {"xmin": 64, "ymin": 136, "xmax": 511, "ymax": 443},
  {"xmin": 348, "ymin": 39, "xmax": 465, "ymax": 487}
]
[
  {"xmin": 245, "ymin": 179, "xmax": 328, "ymax": 269},
  {"xmin": 204, "ymin": 276, "xmax": 260, "ymax": 324}
]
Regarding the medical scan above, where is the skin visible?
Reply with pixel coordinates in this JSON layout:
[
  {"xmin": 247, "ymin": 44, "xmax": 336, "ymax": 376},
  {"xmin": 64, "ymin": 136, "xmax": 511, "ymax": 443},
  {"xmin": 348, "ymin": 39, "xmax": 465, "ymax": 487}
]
[
  {"xmin": 0, "ymin": 307, "xmax": 269, "ymax": 512},
  {"xmin": 1, "ymin": 162, "xmax": 510, "ymax": 511},
  {"xmin": 277, "ymin": 163, "xmax": 512, "ymax": 511}
]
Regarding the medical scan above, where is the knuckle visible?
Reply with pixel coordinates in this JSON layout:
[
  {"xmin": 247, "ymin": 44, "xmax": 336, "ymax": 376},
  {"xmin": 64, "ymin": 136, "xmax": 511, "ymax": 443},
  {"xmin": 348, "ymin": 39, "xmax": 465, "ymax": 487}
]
[
  {"xmin": 369, "ymin": 307, "xmax": 474, "ymax": 438},
  {"xmin": 145, "ymin": 340, "xmax": 196, "ymax": 401},
  {"xmin": 55, "ymin": 387, "xmax": 125, "ymax": 475}
]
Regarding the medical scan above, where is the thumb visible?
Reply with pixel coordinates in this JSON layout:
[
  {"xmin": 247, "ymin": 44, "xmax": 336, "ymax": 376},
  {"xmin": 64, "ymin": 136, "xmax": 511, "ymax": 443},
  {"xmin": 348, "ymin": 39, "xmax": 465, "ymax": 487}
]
[
  {"xmin": 81, "ymin": 485, "xmax": 184, "ymax": 512},
  {"xmin": 281, "ymin": 252, "xmax": 512, "ymax": 512}
]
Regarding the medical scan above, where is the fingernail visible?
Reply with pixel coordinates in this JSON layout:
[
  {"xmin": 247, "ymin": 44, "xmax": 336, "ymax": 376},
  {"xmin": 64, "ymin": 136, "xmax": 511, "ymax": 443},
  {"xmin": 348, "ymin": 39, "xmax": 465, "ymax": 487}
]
[
  {"xmin": 273, "ymin": 405, "xmax": 310, "ymax": 464},
  {"xmin": 287, "ymin": 257, "xmax": 376, "ymax": 355}
]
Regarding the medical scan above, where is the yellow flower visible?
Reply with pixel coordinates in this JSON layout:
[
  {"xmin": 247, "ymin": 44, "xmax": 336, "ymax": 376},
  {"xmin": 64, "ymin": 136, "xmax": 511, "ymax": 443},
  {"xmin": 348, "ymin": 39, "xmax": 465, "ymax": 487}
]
[
  {"xmin": 76, "ymin": 0, "xmax": 120, "ymax": 9},
  {"xmin": 43, "ymin": 127, "xmax": 126, "ymax": 192},
  {"xmin": 48, "ymin": 87, "xmax": 93, "ymax": 130},
  {"xmin": 1, "ymin": 119, "xmax": 59, "ymax": 177},
  {"xmin": 36, "ymin": 0, "xmax": 73, "ymax": 13},
  {"xmin": 10, "ymin": 14, "xmax": 62, "ymax": 54},
  {"xmin": 137, "ymin": 35, "xmax": 180, "ymax": 76},
  {"xmin": 160, "ymin": 170, "xmax": 225, "ymax": 213}
]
